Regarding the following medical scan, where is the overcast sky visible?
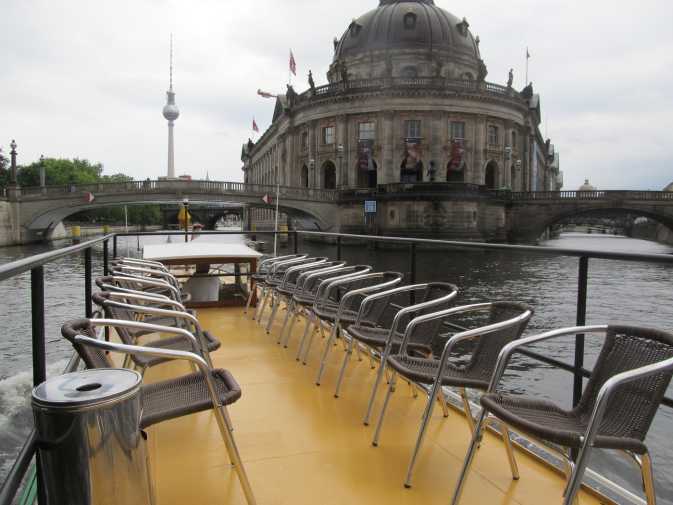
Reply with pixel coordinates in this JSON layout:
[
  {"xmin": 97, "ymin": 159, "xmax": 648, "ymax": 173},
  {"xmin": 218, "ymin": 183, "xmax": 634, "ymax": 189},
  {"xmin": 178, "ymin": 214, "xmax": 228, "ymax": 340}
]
[{"xmin": 1, "ymin": 0, "xmax": 672, "ymax": 190}]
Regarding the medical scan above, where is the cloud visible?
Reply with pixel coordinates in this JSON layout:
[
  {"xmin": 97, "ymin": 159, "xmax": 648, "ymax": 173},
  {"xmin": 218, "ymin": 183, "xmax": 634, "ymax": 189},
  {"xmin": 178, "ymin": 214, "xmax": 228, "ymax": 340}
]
[{"xmin": 0, "ymin": 0, "xmax": 671, "ymax": 190}]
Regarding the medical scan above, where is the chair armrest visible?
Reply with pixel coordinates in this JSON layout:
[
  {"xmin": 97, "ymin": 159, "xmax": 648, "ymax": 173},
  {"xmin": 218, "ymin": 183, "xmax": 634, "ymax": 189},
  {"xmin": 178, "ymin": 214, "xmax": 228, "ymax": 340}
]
[
  {"xmin": 92, "ymin": 318, "xmax": 202, "ymax": 354},
  {"xmin": 112, "ymin": 275, "xmax": 181, "ymax": 300},
  {"xmin": 100, "ymin": 283, "xmax": 173, "ymax": 301},
  {"xmin": 331, "ymin": 275, "xmax": 403, "ymax": 322},
  {"xmin": 312, "ymin": 269, "xmax": 372, "ymax": 307},
  {"xmin": 486, "ymin": 325, "xmax": 608, "ymax": 393},
  {"xmin": 281, "ymin": 260, "xmax": 326, "ymax": 288},
  {"xmin": 114, "ymin": 266, "xmax": 180, "ymax": 289},
  {"xmin": 398, "ymin": 303, "xmax": 492, "ymax": 354},
  {"xmin": 104, "ymin": 301, "xmax": 202, "ymax": 335},
  {"xmin": 378, "ymin": 288, "xmax": 460, "ymax": 357},
  {"xmin": 73, "ymin": 335, "xmax": 225, "ymax": 408},
  {"xmin": 107, "ymin": 292, "xmax": 186, "ymax": 311},
  {"xmin": 355, "ymin": 284, "xmax": 426, "ymax": 326}
]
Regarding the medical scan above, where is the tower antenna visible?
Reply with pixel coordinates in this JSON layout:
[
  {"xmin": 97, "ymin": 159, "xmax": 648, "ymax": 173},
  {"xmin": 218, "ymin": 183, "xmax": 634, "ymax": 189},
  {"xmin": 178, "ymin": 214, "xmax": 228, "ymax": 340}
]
[{"xmin": 169, "ymin": 33, "xmax": 174, "ymax": 91}]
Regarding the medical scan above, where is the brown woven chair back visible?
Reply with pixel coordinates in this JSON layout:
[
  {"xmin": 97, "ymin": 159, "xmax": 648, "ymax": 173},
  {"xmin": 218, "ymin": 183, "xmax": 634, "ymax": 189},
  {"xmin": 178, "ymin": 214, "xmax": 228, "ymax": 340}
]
[
  {"xmin": 91, "ymin": 291, "xmax": 142, "ymax": 344},
  {"xmin": 319, "ymin": 272, "xmax": 403, "ymax": 314},
  {"xmin": 61, "ymin": 319, "xmax": 114, "ymax": 369},
  {"xmin": 574, "ymin": 325, "xmax": 673, "ymax": 441},
  {"xmin": 463, "ymin": 302, "xmax": 533, "ymax": 374},
  {"xmin": 367, "ymin": 282, "xmax": 459, "ymax": 330}
]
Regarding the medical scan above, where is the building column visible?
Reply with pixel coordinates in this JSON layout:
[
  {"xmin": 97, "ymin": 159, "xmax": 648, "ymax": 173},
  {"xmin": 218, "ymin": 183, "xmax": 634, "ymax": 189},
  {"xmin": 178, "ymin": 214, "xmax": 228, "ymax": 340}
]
[
  {"xmin": 382, "ymin": 111, "xmax": 394, "ymax": 184},
  {"xmin": 429, "ymin": 111, "xmax": 443, "ymax": 182},
  {"xmin": 336, "ymin": 115, "xmax": 348, "ymax": 187},
  {"xmin": 472, "ymin": 116, "xmax": 486, "ymax": 185}
]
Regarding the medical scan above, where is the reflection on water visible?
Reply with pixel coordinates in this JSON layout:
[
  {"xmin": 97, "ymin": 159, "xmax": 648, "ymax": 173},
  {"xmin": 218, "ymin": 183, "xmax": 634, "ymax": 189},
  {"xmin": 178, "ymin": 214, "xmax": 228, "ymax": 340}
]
[{"xmin": 0, "ymin": 232, "xmax": 672, "ymax": 502}]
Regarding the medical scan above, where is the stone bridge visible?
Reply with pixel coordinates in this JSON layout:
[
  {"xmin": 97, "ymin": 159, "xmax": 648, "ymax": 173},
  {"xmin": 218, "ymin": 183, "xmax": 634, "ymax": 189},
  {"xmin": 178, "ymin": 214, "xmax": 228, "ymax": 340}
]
[
  {"xmin": 3, "ymin": 181, "xmax": 673, "ymax": 244},
  {"xmin": 502, "ymin": 190, "xmax": 673, "ymax": 242},
  {"xmin": 6, "ymin": 180, "xmax": 339, "ymax": 242}
]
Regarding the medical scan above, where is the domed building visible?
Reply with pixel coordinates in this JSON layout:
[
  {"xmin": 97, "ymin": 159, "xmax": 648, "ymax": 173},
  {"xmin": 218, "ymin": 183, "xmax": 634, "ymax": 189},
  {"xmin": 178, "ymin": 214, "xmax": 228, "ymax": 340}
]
[{"xmin": 242, "ymin": 0, "xmax": 561, "ymax": 239}]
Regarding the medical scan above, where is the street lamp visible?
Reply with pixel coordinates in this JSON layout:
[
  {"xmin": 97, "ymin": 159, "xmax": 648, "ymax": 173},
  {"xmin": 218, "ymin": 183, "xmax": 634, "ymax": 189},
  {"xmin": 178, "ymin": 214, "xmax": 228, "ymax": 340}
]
[
  {"xmin": 9, "ymin": 139, "xmax": 17, "ymax": 185},
  {"xmin": 182, "ymin": 197, "xmax": 190, "ymax": 243},
  {"xmin": 39, "ymin": 155, "xmax": 46, "ymax": 188}
]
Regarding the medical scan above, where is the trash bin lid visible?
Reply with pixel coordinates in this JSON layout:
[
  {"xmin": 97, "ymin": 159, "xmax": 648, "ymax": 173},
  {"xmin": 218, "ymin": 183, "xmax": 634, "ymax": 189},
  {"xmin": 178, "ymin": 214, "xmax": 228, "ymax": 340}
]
[{"xmin": 32, "ymin": 369, "xmax": 142, "ymax": 410}]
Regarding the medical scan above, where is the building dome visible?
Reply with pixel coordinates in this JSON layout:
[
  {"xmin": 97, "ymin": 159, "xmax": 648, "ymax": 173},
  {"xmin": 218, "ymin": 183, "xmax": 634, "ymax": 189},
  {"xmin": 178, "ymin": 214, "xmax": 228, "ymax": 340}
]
[
  {"xmin": 578, "ymin": 179, "xmax": 596, "ymax": 191},
  {"xmin": 664, "ymin": 182, "xmax": 673, "ymax": 192},
  {"xmin": 331, "ymin": 0, "xmax": 482, "ymax": 81}
]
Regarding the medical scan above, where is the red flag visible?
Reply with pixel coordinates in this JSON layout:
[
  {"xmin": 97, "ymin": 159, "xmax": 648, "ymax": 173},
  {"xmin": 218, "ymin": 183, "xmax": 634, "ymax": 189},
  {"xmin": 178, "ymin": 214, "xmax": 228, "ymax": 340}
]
[
  {"xmin": 252, "ymin": 118, "xmax": 259, "ymax": 133},
  {"xmin": 289, "ymin": 50, "xmax": 297, "ymax": 76},
  {"xmin": 257, "ymin": 89, "xmax": 276, "ymax": 99},
  {"xmin": 262, "ymin": 194, "xmax": 271, "ymax": 205}
]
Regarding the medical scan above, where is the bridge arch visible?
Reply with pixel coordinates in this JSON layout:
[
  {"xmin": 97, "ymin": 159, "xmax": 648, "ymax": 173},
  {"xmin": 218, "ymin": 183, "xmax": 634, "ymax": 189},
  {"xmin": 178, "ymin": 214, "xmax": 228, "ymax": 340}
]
[{"xmin": 17, "ymin": 181, "xmax": 338, "ymax": 240}]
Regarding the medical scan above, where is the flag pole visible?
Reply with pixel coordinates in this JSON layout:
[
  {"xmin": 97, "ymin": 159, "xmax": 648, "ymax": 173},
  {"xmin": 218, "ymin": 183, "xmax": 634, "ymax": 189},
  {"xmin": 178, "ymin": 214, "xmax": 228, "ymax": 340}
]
[
  {"xmin": 273, "ymin": 167, "xmax": 280, "ymax": 256},
  {"xmin": 525, "ymin": 47, "xmax": 530, "ymax": 86}
]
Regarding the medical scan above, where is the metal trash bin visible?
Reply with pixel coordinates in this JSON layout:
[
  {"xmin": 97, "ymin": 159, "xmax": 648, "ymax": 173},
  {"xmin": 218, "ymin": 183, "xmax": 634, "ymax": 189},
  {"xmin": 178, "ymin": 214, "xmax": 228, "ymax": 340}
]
[{"xmin": 32, "ymin": 369, "xmax": 154, "ymax": 505}]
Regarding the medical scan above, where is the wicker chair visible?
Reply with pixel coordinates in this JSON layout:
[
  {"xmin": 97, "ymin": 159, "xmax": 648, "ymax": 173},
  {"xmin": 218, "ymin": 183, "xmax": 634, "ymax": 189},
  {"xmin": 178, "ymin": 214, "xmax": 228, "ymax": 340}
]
[
  {"xmin": 312, "ymin": 271, "xmax": 404, "ymax": 384},
  {"xmin": 245, "ymin": 254, "xmax": 306, "ymax": 315},
  {"xmin": 372, "ymin": 302, "xmax": 533, "ymax": 488},
  {"xmin": 92, "ymin": 291, "xmax": 220, "ymax": 372},
  {"xmin": 111, "ymin": 264, "xmax": 189, "ymax": 302},
  {"xmin": 282, "ymin": 265, "xmax": 373, "ymax": 357},
  {"xmin": 335, "ymin": 282, "xmax": 459, "ymax": 404},
  {"xmin": 451, "ymin": 325, "xmax": 673, "ymax": 505},
  {"xmin": 99, "ymin": 273, "xmax": 188, "ymax": 304},
  {"xmin": 262, "ymin": 258, "xmax": 330, "ymax": 334},
  {"xmin": 112, "ymin": 257, "xmax": 169, "ymax": 272},
  {"xmin": 61, "ymin": 319, "xmax": 256, "ymax": 505}
]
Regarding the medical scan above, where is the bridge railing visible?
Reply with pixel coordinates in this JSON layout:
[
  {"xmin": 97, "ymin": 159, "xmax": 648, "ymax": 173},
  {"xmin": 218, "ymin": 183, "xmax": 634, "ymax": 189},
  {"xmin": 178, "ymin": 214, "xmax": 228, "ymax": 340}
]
[
  {"xmin": 502, "ymin": 190, "xmax": 673, "ymax": 201},
  {"xmin": 17, "ymin": 180, "xmax": 340, "ymax": 202}
]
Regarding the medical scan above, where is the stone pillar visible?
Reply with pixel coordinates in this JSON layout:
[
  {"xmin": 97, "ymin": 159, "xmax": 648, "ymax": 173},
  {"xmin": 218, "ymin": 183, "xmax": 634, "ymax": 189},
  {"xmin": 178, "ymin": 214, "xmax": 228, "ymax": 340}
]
[
  {"xmin": 309, "ymin": 121, "xmax": 318, "ymax": 188},
  {"xmin": 382, "ymin": 111, "xmax": 394, "ymax": 183},
  {"xmin": 472, "ymin": 117, "xmax": 486, "ymax": 185},
  {"xmin": 429, "ymin": 111, "xmax": 443, "ymax": 183},
  {"xmin": 336, "ymin": 115, "xmax": 348, "ymax": 186},
  {"xmin": 9, "ymin": 140, "xmax": 18, "ymax": 186}
]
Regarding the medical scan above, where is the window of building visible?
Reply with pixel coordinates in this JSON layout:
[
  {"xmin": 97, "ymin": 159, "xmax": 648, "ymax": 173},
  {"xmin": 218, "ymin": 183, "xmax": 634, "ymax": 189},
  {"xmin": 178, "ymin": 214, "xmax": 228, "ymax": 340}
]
[
  {"xmin": 358, "ymin": 122, "xmax": 376, "ymax": 141},
  {"xmin": 450, "ymin": 121, "xmax": 465, "ymax": 140},
  {"xmin": 403, "ymin": 12, "xmax": 417, "ymax": 30},
  {"xmin": 488, "ymin": 125, "xmax": 499, "ymax": 145},
  {"xmin": 405, "ymin": 120, "xmax": 421, "ymax": 139},
  {"xmin": 511, "ymin": 130, "xmax": 517, "ymax": 149},
  {"xmin": 322, "ymin": 126, "xmax": 335, "ymax": 145},
  {"xmin": 301, "ymin": 131, "xmax": 309, "ymax": 150},
  {"xmin": 401, "ymin": 66, "xmax": 418, "ymax": 78}
]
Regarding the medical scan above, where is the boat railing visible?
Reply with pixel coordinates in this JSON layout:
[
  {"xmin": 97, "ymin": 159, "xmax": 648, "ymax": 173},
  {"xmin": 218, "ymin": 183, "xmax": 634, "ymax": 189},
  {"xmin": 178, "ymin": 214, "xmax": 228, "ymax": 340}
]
[{"xmin": 2, "ymin": 229, "xmax": 673, "ymax": 505}]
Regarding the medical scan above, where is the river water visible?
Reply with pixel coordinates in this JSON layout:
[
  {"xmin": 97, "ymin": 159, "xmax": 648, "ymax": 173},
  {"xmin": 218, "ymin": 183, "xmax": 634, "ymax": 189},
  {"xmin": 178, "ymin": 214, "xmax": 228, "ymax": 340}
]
[{"xmin": 0, "ymin": 232, "xmax": 672, "ymax": 502}]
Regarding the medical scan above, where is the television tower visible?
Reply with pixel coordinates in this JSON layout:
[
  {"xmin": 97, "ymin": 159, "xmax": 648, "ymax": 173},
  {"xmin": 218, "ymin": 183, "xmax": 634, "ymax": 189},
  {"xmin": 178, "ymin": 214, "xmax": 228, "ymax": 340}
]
[{"xmin": 162, "ymin": 35, "xmax": 180, "ymax": 179}]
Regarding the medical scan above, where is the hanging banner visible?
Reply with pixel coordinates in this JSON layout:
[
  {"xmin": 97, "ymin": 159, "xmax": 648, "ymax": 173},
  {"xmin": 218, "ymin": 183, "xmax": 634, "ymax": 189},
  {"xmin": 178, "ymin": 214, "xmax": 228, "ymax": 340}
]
[
  {"xmin": 448, "ymin": 139, "xmax": 466, "ymax": 171},
  {"xmin": 401, "ymin": 139, "xmax": 423, "ymax": 182},
  {"xmin": 358, "ymin": 140, "xmax": 373, "ymax": 171}
]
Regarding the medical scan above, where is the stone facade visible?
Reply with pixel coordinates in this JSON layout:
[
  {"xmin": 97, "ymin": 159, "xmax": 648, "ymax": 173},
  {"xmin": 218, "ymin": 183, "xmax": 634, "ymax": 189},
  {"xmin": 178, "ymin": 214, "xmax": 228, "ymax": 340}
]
[{"xmin": 242, "ymin": 0, "xmax": 561, "ymax": 238}]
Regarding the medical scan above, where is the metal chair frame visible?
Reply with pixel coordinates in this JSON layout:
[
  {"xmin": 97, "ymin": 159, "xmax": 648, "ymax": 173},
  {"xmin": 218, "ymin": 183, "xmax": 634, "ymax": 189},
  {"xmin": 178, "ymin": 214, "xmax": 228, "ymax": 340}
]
[
  {"xmin": 284, "ymin": 266, "xmax": 374, "ymax": 359},
  {"xmin": 450, "ymin": 325, "xmax": 670, "ymax": 505},
  {"xmin": 71, "ymin": 324, "xmax": 256, "ymax": 505},
  {"xmin": 276, "ymin": 262, "xmax": 347, "ymax": 345},
  {"xmin": 263, "ymin": 259, "xmax": 329, "ymax": 334},
  {"xmin": 371, "ymin": 303, "xmax": 533, "ymax": 488},
  {"xmin": 244, "ymin": 254, "xmax": 305, "ymax": 315},
  {"xmin": 108, "ymin": 275, "xmax": 183, "ymax": 302},
  {"xmin": 113, "ymin": 258, "xmax": 169, "ymax": 272},
  {"xmin": 113, "ymin": 265, "xmax": 182, "ymax": 291},
  {"xmin": 335, "ymin": 283, "xmax": 459, "ymax": 408},
  {"xmin": 254, "ymin": 255, "xmax": 309, "ymax": 322},
  {"xmin": 313, "ymin": 272, "xmax": 404, "ymax": 385}
]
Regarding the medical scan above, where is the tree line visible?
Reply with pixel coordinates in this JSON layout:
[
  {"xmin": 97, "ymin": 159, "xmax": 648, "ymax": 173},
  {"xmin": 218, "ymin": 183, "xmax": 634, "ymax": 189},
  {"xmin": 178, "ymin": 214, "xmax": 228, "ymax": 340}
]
[{"xmin": 0, "ymin": 157, "xmax": 162, "ymax": 226}]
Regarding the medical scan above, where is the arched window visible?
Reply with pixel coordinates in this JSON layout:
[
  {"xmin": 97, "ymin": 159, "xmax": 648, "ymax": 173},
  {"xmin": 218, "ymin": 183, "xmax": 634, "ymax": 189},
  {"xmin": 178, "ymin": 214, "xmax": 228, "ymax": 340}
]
[
  {"xmin": 301, "ymin": 164, "xmax": 309, "ymax": 188},
  {"xmin": 322, "ymin": 161, "xmax": 337, "ymax": 190},
  {"xmin": 485, "ymin": 160, "xmax": 499, "ymax": 189}
]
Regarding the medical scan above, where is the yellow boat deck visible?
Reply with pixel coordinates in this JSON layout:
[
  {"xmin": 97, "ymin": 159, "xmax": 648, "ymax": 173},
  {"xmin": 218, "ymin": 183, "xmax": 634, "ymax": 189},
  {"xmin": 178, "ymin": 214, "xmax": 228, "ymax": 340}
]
[{"xmin": 139, "ymin": 307, "xmax": 605, "ymax": 505}]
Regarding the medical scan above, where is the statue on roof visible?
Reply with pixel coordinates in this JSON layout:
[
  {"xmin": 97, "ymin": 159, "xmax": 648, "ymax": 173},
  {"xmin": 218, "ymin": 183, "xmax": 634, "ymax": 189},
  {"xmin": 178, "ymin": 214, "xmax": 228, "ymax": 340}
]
[
  {"xmin": 339, "ymin": 60, "xmax": 349, "ymax": 84},
  {"xmin": 333, "ymin": 37, "xmax": 339, "ymax": 52},
  {"xmin": 477, "ymin": 59, "xmax": 488, "ymax": 82},
  {"xmin": 308, "ymin": 70, "xmax": 316, "ymax": 95},
  {"xmin": 286, "ymin": 84, "xmax": 298, "ymax": 108},
  {"xmin": 507, "ymin": 68, "xmax": 514, "ymax": 88}
]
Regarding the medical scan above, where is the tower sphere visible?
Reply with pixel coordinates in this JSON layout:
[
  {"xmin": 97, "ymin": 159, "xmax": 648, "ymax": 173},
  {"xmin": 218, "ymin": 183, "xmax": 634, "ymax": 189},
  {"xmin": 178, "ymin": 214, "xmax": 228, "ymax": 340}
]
[{"xmin": 163, "ymin": 92, "xmax": 180, "ymax": 121}]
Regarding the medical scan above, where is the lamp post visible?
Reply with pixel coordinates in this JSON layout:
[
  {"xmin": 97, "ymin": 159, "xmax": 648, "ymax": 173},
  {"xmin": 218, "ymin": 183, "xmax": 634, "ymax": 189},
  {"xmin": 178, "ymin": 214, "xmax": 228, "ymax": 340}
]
[
  {"xmin": 182, "ymin": 197, "xmax": 189, "ymax": 243},
  {"xmin": 337, "ymin": 144, "xmax": 344, "ymax": 188},
  {"xmin": 39, "ymin": 155, "xmax": 46, "ymax": 189},
  {"xmin": 9, "ymin": 139, "xmax": 17, "ymax": 186}
]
